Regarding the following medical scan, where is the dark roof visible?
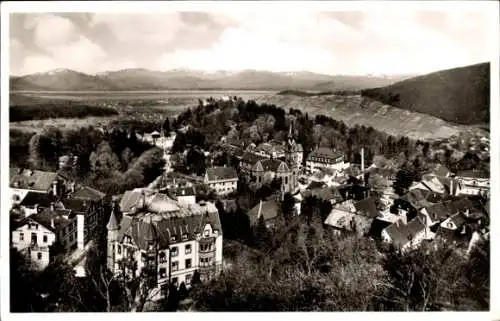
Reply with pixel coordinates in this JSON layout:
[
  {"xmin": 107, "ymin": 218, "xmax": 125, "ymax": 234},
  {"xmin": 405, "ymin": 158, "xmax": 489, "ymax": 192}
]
[
  {"xmin": 384, "ymin": 216, "xmax": 426, "ymax": 249},
  {"xmin": 241, "ymin": 152, "xmax": 267, "ymax": 166},
  {"xmin": 70, "ymin": 186, "xmax": 105, "ymax": 201},
  {"xmin": 307, "ymin": 181, "xmax": 327, "ymax": 190},
  {"xmin": 307, "ymin": 187, "xmax": 342, "ymax": 202},
  {"xmin": 19, "ymin": 192, "xmax": 55, "ymax": 207},
  {"xmin": 25, "ymin": 208, "xmax": 75, "ymax": 233},
  {"xmin": 256, "ymin": 159, "xmax": 287, "ymax": 172},
  {"xmin": 10, "ymin": 168, "xmax": 59, "ymax": 191},
  {"xmin": 307, "ymin": 148, "xmax": 344, "ymax": 161},
  {"xmin": 422, "ymin": 202, "xmax": 450, "ymax": 221},
  {"xmin": 400, "ymin": 188, "xmax": 442, "ymax": 209},
  {"xmin": 354, "ymin": 198, "xmax": 379, "ymax": 218},
  {"xmin": 368, "ymin": 218, "xmax": 392, "ymax": 239},
  {"xmin": 456, "ymin": 169, "xmax": 489, "ymax": 179},
  {"xmin": 248, "ymin": 200, "xmax": 280, "ymax": 225},
  {"xmin": 434, "ymin": 164, "xmax": 451, "ymax": 177},
  {"xmin": 161, "ymin": 186, "xmax": 196, "ymax": 197},
  {"xmin": 206, "ymin": 166, "xmax": 238, "ymax": 181},
  {"xmin": 449, "ymin": 212, "xmax": 467, "ymax": 228}
]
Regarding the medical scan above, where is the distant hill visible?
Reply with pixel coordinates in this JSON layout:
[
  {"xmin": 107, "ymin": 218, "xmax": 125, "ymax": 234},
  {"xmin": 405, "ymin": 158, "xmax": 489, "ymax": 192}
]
[
  {"xmin": 10, "ymin": 68, "xmax": 410, "ymax": 92},
  {"xmin": 361, "ymin": 63, "xmax": 490, "ymax": 125}
]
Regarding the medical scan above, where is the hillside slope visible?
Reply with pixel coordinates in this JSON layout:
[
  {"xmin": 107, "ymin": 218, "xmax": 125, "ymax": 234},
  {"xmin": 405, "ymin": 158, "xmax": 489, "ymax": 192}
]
[{"xmin": 361, "ymin": 63, "xmax": 490, "ymax": 125}]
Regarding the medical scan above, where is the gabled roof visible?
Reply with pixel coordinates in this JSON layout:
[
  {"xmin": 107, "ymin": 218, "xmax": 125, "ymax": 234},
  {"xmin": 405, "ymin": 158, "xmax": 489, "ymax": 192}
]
[
  {"xmin": 434, "ymin": 164, "xmax": 451, "ymax": 177},
  {"xmin": 206, "ymin": 166, "xmax": 238, "ymax": 181},
  {"xmin": 456, "ymin": 169, "xmax": 489, "ymax": 179},
  {"xmin": 19, "ymin": 192, "xmax": 55, "ymax": 208},
  {"xmin": 384, "ymin": 216, "xmax": 426, "ymax": 249},
  {"xmin": 241, "ymin": 152, "xmax": 267, "ymax": 166},
  {"xmin": 324, "ymin": 209, "xmax": 372, "ymax": 232},
  {"xmin": 120, "ymin": 188, "xmax": 155, "ymax": 213},
  {"xmin": 70, "ymin": 186, "xmax": 105, "ymax": 201},
  {"xmin": 10, "ymin": 168, "xmax": 58, "ymax": 191},
  {"xmin": 435, "ymin": 226, "xmax": 469, "ymax": 246},
  {"xmin": 161, "ymin": 186, "xmax": 196, "ymax": 197},
  {"xmin": 422, "ymin": 202, "xmax": 450, "ymax": 221},
  {"xmin": 399, "ymin": 188, "xmax": 442, "ymax": 209},
  {"xmin": 24, "ymin": 208, "xmax": 75, "ymax": 233},
  {"xmin": 307, "ymin": 148, "xmax": 344, "ymax": 161},
  {"xmin": 354, "ymin": 198, "xmax": 379, "ymax": 218},
  {"xmin": 248, "ymin": 200, "xmax": 280, "ymax": 225},
  {"xmin": 307, "ymin": 181, "xmax": 327, "ymax": 190}
]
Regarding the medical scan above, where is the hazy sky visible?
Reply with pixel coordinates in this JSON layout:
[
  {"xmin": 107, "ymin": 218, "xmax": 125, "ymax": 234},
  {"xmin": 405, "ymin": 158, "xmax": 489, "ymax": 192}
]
[{"xmin": 9, "ymin": 10, "xmax": 496, "ymax": 76}]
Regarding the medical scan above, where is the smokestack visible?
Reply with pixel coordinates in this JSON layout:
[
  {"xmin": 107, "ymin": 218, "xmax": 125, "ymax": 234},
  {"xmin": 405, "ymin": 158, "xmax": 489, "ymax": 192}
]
[
  {"xmin": 52, "ymin": 180, "xmax": 58, "ymax": 196},
  {"xmin": 361, "ymin": 148, "xmax": 365, "ymax": 173}
]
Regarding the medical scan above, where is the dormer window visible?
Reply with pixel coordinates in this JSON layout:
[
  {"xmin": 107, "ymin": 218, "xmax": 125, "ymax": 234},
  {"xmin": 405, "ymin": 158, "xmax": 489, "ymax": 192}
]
[
  {"xmin": 170, "ymin": 236, "xmax": 176, "ymax": 242},
  {"xmin": 182, "ymin": 234, "xmax": 188, "ymax": 241},
  {"xmin": 204, "ymin": 230, "xmax": 210, "ymax": 237}
]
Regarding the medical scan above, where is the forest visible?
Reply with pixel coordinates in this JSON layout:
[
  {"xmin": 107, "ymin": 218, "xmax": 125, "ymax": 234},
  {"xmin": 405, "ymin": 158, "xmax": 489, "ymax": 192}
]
[{"xmin": 10, "ymin": 104, "xmax": 118, "ymax": 122}]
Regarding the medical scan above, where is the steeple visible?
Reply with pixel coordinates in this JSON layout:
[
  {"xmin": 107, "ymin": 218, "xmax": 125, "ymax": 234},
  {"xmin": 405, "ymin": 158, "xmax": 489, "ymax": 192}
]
[{"xmin": 107, "ymin": 202, "xmax": 120, "ymax": 231}]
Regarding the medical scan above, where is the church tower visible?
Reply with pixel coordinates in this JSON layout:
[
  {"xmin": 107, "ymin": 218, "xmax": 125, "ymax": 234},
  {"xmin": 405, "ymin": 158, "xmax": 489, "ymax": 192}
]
[
  {"xmin": 106, "ymin": 202, "xmax": 120, "ymax": 271},
  {"xmin": 285, "ymin": 120, "xmax": 299, "ymax": 194}
]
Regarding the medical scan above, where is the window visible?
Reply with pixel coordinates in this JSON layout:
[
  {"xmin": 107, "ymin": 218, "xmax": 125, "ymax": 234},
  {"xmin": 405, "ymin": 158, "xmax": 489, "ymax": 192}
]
[
  {"xmin": 37, "ymin": 252, "xmax": 42, "ymax": 260},
  {"xmin": 204, "ymin": 230, "xmax": 210, "ymax": 237},
  {"xmin": 171, "ymin": 247, "xmax": 178, "ymax": 257},
  {"xmin": 31, "ymin": 233, "xmax": 37, "ymax": 244},
  {"xmin": 43, "ymin": 235, "xmax": 48, "ymax": 243},
  {"xmin": 185, "ymin": 244, "xmax": 192, "ymax": 254},
  {"xmin": 182, "ymin": 234, "xmax": 188, "ymax": 241},
  {"xmin": 170, "ymin": 236, "xmax": 176, "ymax": 242},
  {"xmin": 69, "ymin": 234, "xmax": 74, "ymax": 242},
  {"xmin": 185, "ymin": 274, "xmax": 192, "ymax": 285},
  {"xmin": 141, "ymin": 253, "xmax": 147, "ymax": 262},
  {"xmin": 200, "ymin": 257, "xmax": 209, "ymax": 267},
  {"xmin": 160, "ymin": 252, "xmax": 167, "ymax": 263},
  {"xmin": 117, "ymin": 245, "xmax": 122, "ymax": 255},
  {"xmin": 19, "ymin": 233, "xmax": 24, "ymax": 241},
  {"xmin": 172, "ymin": 261, "xmax": 179, "ymax": 271},
  {"xmin": 172, "ymin": 277, "xmax": 178, "ymax": 287},
  {"xmin": 159, "ymin": 268, "xmax": 166, "ymax": 278},
  {"xmin": 185, "ymin": 259, "xmax": 192, "ymax": 269}
]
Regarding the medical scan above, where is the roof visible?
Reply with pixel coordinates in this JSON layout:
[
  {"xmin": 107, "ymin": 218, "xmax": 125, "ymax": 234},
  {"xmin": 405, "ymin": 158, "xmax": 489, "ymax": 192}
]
[
  {"xmin": 422, "ymin": 202, "xmax": 450, "ymax": 221},
  {"xmin": 354, "ymin": 198, "xmax": 379, "ymax": 218},
  {"xmin": 161, "ymin": 186, "xmax": 196, "ymax": 197},
  {"xmin": 307, "ymin": 148, "xmax": 344, "ymax": 161},
  {"xmin": 307, "ymin": 187, "xmax": 342, "ymax": 202},
  {"xmin": 255, "ymin": 159, "xmax": 288, "ymax": 172},
  {"xmin": 120, "ymin": 188, "xmax": 155, "ymax": 213},
  {"xmin": 456, "ymin": 169, "xmax": 489, "ymax": 179},
  {"xmin": 248, "ymin": 200, "xmax": 280, "ymax": 225},
  {"xmin": 324, "ymin": 209, "xmax": 372, "ymax": 232},
  {"xmin": 434, "ymin": 164, "xmax": 451, "ymax": 177},
  {"xmin": 383, "ymin": 216, "xmax": 426, "ymax": 249},
  {"xmin": 121, "ymin": 201, "xmax": 222, "ymax": 250},
  {"xmin": 241, "ymin": 152, "xmax": 267, "ymax": 166},
  {"xmin": 10, "ymin": 168, "xmax": 59, "ymax": 191},
  {"xmin": 206, "ymin": 166, "xmax": 238, "ymax": 181},
  {"xmin": 449, "ymin": 212, "xmax": 467, "ymax": 227},
  {"xmin": 307, "ymin": 181, "xmax": 327, "ymax": 190},
  {"xmin": 70, "ymin": 186, "xmax": 106, "ymax": 201},
  {"xmin": 19, "ymin": 192, "xmax": 55, "ymax": 208},
  {"xmin": 255, "ymin": 142, "xmax": 285, "ymax": 155},
  {"xmin": 399, "ymin": 188, "xmax": 442, "ymax": 209},
  {"xmin": 24, "ymin": 208, "xmax": 75, "ymax": 233}
]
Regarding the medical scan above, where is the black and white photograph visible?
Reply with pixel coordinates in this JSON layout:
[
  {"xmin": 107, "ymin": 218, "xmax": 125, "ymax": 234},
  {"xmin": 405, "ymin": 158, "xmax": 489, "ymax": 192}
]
[{"xmin": 1, "ymin": 0, "xmax": 498, "ymax": 317}]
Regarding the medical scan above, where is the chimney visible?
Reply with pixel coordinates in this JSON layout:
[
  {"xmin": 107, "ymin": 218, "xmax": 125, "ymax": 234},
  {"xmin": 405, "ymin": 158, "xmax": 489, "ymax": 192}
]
[
  {"xmin": 52, "ymin": 180, "xmax": 58, "ymax": 196},
  {"xmin": 361, "ymin": 148, "xmax": 365, "ymax": 174},
  {"xmin": 50, "ymin": 218, "xmax": 55, "ymax": 229},
  {"xmin": 70, "ymin": 181, "xmax": 75, "ymax": 193},
  {"xmin": 50, "ymin": 202, "xmax": 55, "ymax": 211},
  {"xmin": 258, "ymin": 199, "xmax": 263, "ymax": 219}
]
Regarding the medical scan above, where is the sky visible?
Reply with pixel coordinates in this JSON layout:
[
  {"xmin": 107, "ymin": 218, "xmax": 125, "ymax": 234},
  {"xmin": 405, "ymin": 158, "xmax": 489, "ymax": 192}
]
[{"xmin": 9, "ymin": 9, "xmax": 497, "ymax": 76}]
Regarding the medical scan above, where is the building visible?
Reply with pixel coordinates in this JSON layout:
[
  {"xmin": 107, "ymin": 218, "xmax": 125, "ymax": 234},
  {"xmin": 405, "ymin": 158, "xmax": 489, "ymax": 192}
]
[
  {"xmin": 240, "ymin": 152, "xmax": 267, "ymax": 173},
  {"xmin": 205, "ymin": 166, "xmax": 238, "ymax": 195},
  {"xmin": 324, "ymin": 208, "xmax": 373, "ymax": 236},
  {"xmin": 454, "ymin": 169, "xmax": 490, "ymax": 197},
  {"xmin": 252, "ymin": 142, "xmax": 286, "ymax": 159},
  {"xmin": 11, "ymin": 207, "xmax": 82, "ymax": 270},
  {"xmin": 10, "ymin": 168, "xmax": 67, "ymax": 205},
  {"xmin": 160, "ymin": 186, "xmax": 197, "ymax": 206},
  {"xmin": 306, "ymin": 148, "xmax": 349, "ymax": 173},
  {"xmin": 285, "ymin": 122, "xmax": 304, "ymax": 169},
  {"xmin": 108, "ymin": 190, "xmax": 223, "ymax": 294},
  {"xmin": 381, "ymin": 215, "xmax": 428, "ymax": 252},
  {"xmin": 251, "ymin": 159, "xmax": 298, "ymax": 194},
  {"xmin": 18, "ymin": 192, "xmax": 56, "ymax": 218}
]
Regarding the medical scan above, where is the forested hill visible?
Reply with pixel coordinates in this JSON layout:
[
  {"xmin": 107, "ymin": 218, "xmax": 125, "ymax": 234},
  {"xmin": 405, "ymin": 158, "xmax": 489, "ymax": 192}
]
[{"xmin": 361, "ymin": 62, "xmax": 490, "ymax": 125}]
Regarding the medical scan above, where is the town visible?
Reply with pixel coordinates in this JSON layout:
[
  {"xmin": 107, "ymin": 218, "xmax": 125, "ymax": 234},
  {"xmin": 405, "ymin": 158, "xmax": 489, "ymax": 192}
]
[{"xmin": 9, "ymin": 95, "xmax": 490, "ymax": 312}]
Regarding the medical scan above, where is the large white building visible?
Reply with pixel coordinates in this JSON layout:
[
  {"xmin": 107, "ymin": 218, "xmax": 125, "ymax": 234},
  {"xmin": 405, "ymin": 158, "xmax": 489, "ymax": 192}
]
[
  {"xmin": 205, "ymin": 166, "xmax": 238, "ymax": 195},
  {"xmin": 108, "ymin": 189, "xmax": 223, "ymax": 296},
  {"xmin": 454, "ymin": 170, "xmax": 489, "ymax": 197},
  {"xmin": 306, "ymin": 148, "xmax": 349, "ymax": 173},
  {"xmin": 10, "ymin": 168, "xmax": 66, "ymax": 205}
]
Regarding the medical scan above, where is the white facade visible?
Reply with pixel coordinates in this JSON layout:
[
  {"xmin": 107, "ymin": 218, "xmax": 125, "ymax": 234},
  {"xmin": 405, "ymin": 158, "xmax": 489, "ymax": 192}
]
[
  {"xmin": 306, "ymin": 160, "xmax": 350, "ymax": 174},
  {"xmin": 381, "ymin": 228, "xmax": 427, "ymax": 253},
  {"xmin": 10, "ymin": 188, "xmax": 42, "ymax": 205},
  {"xmin": 206, "ymin": 179, "xmax": 238, "ymax": 195},
  {"xmin": 12, "ymin": 220, "xmax": 56, "ymax": 270},
  {"xmin": 456, "ymin": 177, "xmax": 489, "ymax": 197}
]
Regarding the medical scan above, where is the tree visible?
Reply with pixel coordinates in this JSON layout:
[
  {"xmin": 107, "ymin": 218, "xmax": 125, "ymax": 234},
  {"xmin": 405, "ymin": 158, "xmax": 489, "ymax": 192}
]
[
  {"xmin": 253, "ymin": 216, "xmax": 271, "ymax": 250},
  {"xmin": 162, "ymin": 117, "xmax": 171, "ymax": 135},
  {"xmin": 89, "ymin": 141, "xmax": 121, "ymax": 175},
  {"xmin": 280, "ymin": 193, "xmax": 296, "ymax": 223}
]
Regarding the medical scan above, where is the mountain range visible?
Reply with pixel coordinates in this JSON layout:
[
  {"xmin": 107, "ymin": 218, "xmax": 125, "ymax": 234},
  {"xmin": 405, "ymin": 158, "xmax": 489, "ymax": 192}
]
[{"xmin": 10, "ymin": 68, "xmax": 414, "ymax": 92}]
